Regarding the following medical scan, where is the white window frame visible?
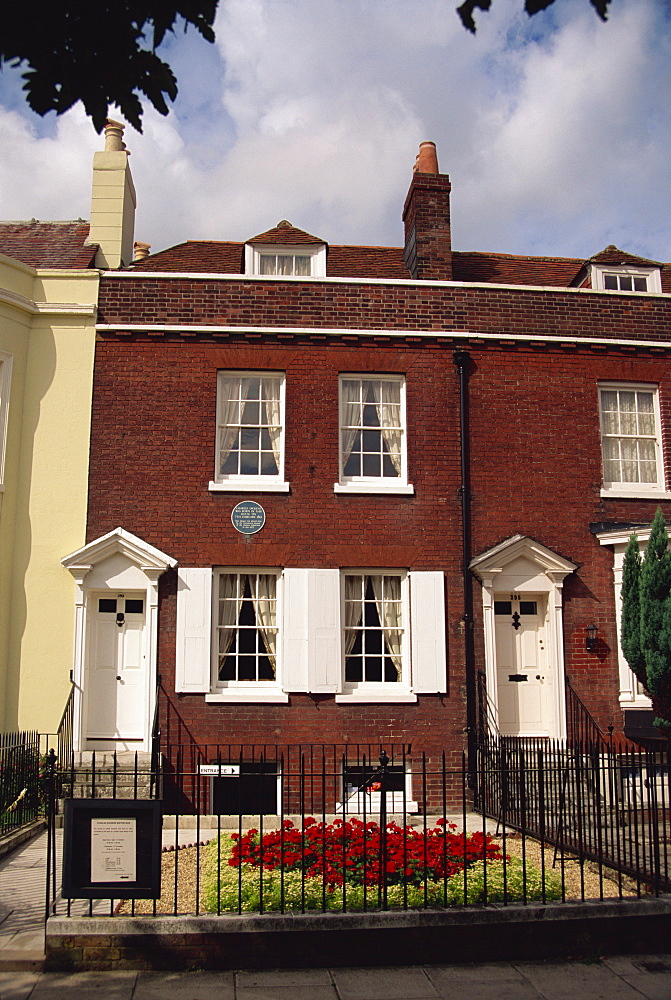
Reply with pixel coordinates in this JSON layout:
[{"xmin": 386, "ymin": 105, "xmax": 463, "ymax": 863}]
[
  {"xmin": 207, "ymin": 567, "xmax": 288, "ymax": 704},
  {"xmin": 338, "ymin": 760, "xmax": 418, "ymax": 815},
  {"xmin": 209, "ymin": 371, "xmax": 289, "ymax": 493},
  {"xmin": 590, "ymin": 264, "xmax": 662, "ymax": 294},
  {"xmin": 598, "ymin": 382, "xmax": 669, "ymax": 499},
  {"xmin": 596, "ymin": 528, "xmax": 652, "ymax": 708},
  {"xmin": 336, "ymin": 570, "xmax": 415, "ymax": 704},
  {"xmin": 0, "ymin": 353, "xmax": 13, "ymax": 489},
  {"xmin": 335, "ymin": 374, "xmax": 414, "ymax": 495},
  {"xmin": 245, "ymin": 243, "xmax": 326, "ymax": 278}
]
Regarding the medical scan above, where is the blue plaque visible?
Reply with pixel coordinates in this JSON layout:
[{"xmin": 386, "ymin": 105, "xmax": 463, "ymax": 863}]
[{"xmin": 231, "ymin": 501, "xmax": 266, "ymax": 535}]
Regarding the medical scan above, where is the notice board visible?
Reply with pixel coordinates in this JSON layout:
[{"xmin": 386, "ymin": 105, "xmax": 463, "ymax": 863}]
[{"xmin": 62, "ymin": 798, "xmax": 162, "ymax": 899}]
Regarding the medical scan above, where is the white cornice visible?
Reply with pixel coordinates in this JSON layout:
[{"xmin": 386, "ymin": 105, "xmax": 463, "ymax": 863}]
[
  {"xmin": 94, "ymin": 321, "xmax": 671, "ymax": 351},
  {"xmin": 1, "ymin": 286, "xmax": 96, "ymax": 316}
]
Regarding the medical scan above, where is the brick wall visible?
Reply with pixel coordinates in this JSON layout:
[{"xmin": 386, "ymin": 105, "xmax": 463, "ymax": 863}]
[{"xmin": 90, "ymin": 273, "xmax": 671, "ymax": 751}]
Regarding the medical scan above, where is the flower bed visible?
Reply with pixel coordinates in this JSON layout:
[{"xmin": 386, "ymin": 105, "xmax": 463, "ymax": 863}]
[{"xmin": 201, "ymin": 817, "xmax": 562, "ymax": 912}]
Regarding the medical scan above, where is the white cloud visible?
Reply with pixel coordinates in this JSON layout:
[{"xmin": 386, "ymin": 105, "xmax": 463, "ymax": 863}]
[{"xmin": 0, "ymin": 0, "xmax": 669, "ymax": 260}]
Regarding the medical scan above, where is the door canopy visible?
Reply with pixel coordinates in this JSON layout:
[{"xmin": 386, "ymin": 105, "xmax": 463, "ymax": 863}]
[
  {"xmin": 470, "ymin": 534, "xmax": 576, "ymax": 591},
  {"xmin": 62, "ymin": 527, "xmax": 176, "ymax": 582}
]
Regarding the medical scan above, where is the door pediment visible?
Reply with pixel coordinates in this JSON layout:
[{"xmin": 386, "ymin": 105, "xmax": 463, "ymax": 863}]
[
  {"xmin": 470, "ymin": 534, "xmax": 576, "ymax": 586},
  {"xmin": 62, "ymin": 527, "xmax": 177, "ymax": 583}
]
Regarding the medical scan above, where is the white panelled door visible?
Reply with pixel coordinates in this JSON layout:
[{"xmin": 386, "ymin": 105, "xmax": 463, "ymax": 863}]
[
  {"xmin": 86, "ymin": 592, "xmax": 147, "ymax": 745},
  {"xmin": 494, "ymin": 596, "xmax": 552, "ymax": 736}
]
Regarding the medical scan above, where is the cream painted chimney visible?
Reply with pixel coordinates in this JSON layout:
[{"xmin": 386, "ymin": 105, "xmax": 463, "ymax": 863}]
[{"xmin": 86, "ymin": 119, "xmax": 136, "ymax": 269}]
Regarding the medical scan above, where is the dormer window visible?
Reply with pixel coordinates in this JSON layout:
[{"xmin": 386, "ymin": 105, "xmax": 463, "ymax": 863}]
[
  {"xmin": 590, "ymin": 264, "xmax": 661, "ymax": 294},
  {"xmin": 245, "ymin": 222, "xmax": 327, "ymax": 278}
]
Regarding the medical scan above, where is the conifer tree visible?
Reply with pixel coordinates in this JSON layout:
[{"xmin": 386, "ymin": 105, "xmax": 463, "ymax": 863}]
[{"xmin": 621, "ymin": 508, "xmax": 671, "ymax": 732}]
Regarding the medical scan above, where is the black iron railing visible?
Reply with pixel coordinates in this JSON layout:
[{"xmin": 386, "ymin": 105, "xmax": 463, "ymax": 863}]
[
  {"xmin": 0, "ymin": 729, "xmax": 43, "ymax": 836},
  {"xmin": 44, "ymin": 736, "xmax": 671, "ymax": 919},
  {"xmin": 477, "ymin": 736, "xmax": 671, "ymax": 893},
  {"xmin": 565, "ymin": 677, "xmax": 610, "ymax": 749},
  {"xmin": 56, "ymin": 682, "xmax": 75, "ymax": 772}
]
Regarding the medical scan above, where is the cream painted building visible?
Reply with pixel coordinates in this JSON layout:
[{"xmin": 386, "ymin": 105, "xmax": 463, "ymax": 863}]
[{"xmin": 0, "ymin": 121, "xmax": 137, "ymax": 733}]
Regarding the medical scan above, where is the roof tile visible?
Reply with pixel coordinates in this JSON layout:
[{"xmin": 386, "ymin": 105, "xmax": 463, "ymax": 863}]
[{"xmin": 0, "ymin": 221, "xmax": 97, "ymax": 268}]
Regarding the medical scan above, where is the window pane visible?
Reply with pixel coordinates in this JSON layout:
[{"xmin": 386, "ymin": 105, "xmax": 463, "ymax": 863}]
[
  {"xmin": 294, "ymin": 256, "xmax": 311, "ymax": 275},
  {"xmin": 217, "ymin": 573, "xmax": 277, "ymax": 683},
  {"xmin": 603, "ymin": 274, "xmax": 618, "ymax": 289},
  {"xmin": 259, "ymin": 256, "xmax": 276, "ymax": 274},
  {"xmin": 217, "ymin": 373, "xmax": 283, "ymax": 480},
  {"xmin": 620, "ymin": 275, "xmax": 633, "ymax": 291},
  {"xmin": 634, "ymin": 276, "xmax": 648, "ymax": 292},
  {"xmin": 340, "ymin": 377, "xmax": 404, "ymax": 482},
  {"xmin": 344, "ymin": 574, "xmax": 402, "ymax": 683},
  {"xmin": 600, "ymin": 386, "xmax": 660, "ymax": 488}
]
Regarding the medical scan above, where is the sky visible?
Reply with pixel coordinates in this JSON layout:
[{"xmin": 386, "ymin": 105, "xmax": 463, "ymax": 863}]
[{"xmin": 1, "ymin": 0, "xmax": 670, "ymax": 262}]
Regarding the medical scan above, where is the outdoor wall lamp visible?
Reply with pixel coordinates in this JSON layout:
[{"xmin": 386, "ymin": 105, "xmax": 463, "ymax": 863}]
[{"xmin": 585, "ymin": 623, "xmax": 598, "ymax": 652}]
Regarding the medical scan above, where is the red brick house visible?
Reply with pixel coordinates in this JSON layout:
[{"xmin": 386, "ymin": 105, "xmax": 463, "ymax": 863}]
[{"xmin": 61, "ymin": 139, "xmax": 671, "ymax": 809}]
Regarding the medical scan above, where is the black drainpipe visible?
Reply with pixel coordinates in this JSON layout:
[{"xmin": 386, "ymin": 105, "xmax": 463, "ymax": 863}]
[{"xmin": 453, "ymin": 350, "xmax": 477, "ymax": 783}]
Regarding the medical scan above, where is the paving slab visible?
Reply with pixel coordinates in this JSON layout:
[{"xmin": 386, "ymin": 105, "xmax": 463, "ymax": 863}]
[
  {"xmin": 134, "ymin": 970, "xmax": 236, "ymax": 999},
  {"xmin": 427, "ymin": 963, "xmax": 528, "ymax": 984},
  {"xmin": 426, "ymin": 964, "xmax": 544, "ymax": 1000},
  {"xmin": 331, "ymin": 967, "xmax": 439, "ymax": 1000},
  {"xmin": 236, "ymin": 970, "xmax": 334, "ymax": 987},
  {"xmin": 516, "ymin": 961, "xmax": 645, "ymax": 1000},
  {"xmin": 235, "ymin": 988, "xmax": 338, "ymax": 1000},
  {"xmin": 432, "ymin": 983, "xmax": 543, "ymax": 1000},
  {"xmin": 0, "ymin": 970, "xmax": 40, "ymax": 1000},
  {"xmin": 615, "ymin": 972, "xmax": 671, "ymax": 1000},
  {"xmin": 27, "ymin": 970, "xmax": 137, "ymax": 1000}
]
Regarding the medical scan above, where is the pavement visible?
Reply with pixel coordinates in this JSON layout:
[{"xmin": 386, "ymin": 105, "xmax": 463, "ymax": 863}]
[
  {"xmin": 2, "ymin": 829, "xmax": 671, "ymax": 999},
  {"xmin": 2, "ymin": 958, "xmax": 671, "ymax": 1000}
]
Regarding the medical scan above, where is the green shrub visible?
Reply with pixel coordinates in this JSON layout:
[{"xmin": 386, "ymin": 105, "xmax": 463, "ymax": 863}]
[{"xmin": 446, "ymin": 857, "xmax": 562, "ymax": 904}]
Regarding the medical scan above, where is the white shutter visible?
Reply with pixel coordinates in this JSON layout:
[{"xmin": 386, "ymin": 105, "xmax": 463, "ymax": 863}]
[
  {"xmin": 175, "ymin": 568, "xmax": 212, "ymax": 693},
  {"xmin": 307, "ymin": 569, "xmax": 341, "ymax": 693},
  {"xmin": 410, "ymin": 571, "xmax": 446, "ymax": 693},
  {"xmin": 281, "ymin": 568, "xmax": 309, "ymax": 692},
  {"xmin": 281, "ymin": 568, "xmax": 341, "ymax": 693}
]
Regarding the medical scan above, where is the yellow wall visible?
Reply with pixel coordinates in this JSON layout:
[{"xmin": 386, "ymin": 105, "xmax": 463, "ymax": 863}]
[{"xmin": 0, "ymin": 257, "xmax": 98, "ymax": 732}]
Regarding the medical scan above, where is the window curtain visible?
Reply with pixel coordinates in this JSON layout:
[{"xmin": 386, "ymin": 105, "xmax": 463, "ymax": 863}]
[
  {"xmin": 217, "ymin": 376, "xmax": 242, "ymax": 474},
  {"xmin": 371, "ymin": 380, "xmax": 402, "ymax": 475},
  {"xmin": 371, "ymin": 575, "xmax": 403, "ymax": 680},
  {"xmin": 263, "ymin": 376, "xmax": 283, "ymax": 474},
  {"xmin": 344, "ymin": 575, "xmax": 363, "ymax": 657},
  {"xmin": 341, "ymin": 379, "xmax": 362, "ymax": 470},
  {"xmin": 251, "ymin": 574, "xmax": 277, "ymax": 676},
  {"xmin": 217, "ymin": 573, "xmax": 244, "ymax": 665}
]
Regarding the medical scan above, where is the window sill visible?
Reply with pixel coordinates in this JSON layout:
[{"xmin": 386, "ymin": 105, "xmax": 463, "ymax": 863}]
[
  {"xmin": 619, "ymin": 694, "xmax": 652, "ymax": 708},
  {"xmin": 209, "ymin": 480, "xmax": 290, "ymax": 493},
  {"xmin": 334, "ymin": 482, "xmax": 415, "ymax": 496},
  {"xmin": 206, "ymin": 690, "xmax": 289, "ymax": 704},
  {"xmin": 335, "ymin": 690, "xmax": 417, "ymax": 704},
  {"xmin": 600, "ymin": 488, "xmax": 671, "ymax": 500}
]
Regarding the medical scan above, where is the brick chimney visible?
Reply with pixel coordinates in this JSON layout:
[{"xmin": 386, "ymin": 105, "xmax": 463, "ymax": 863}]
[
  {"xmin": 86, "ymin": 119, "xmax": 136, "ymax": 269},
  {"xmin": 402, "ymin": 141, "xmax": 452, "ymax": 280}
]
